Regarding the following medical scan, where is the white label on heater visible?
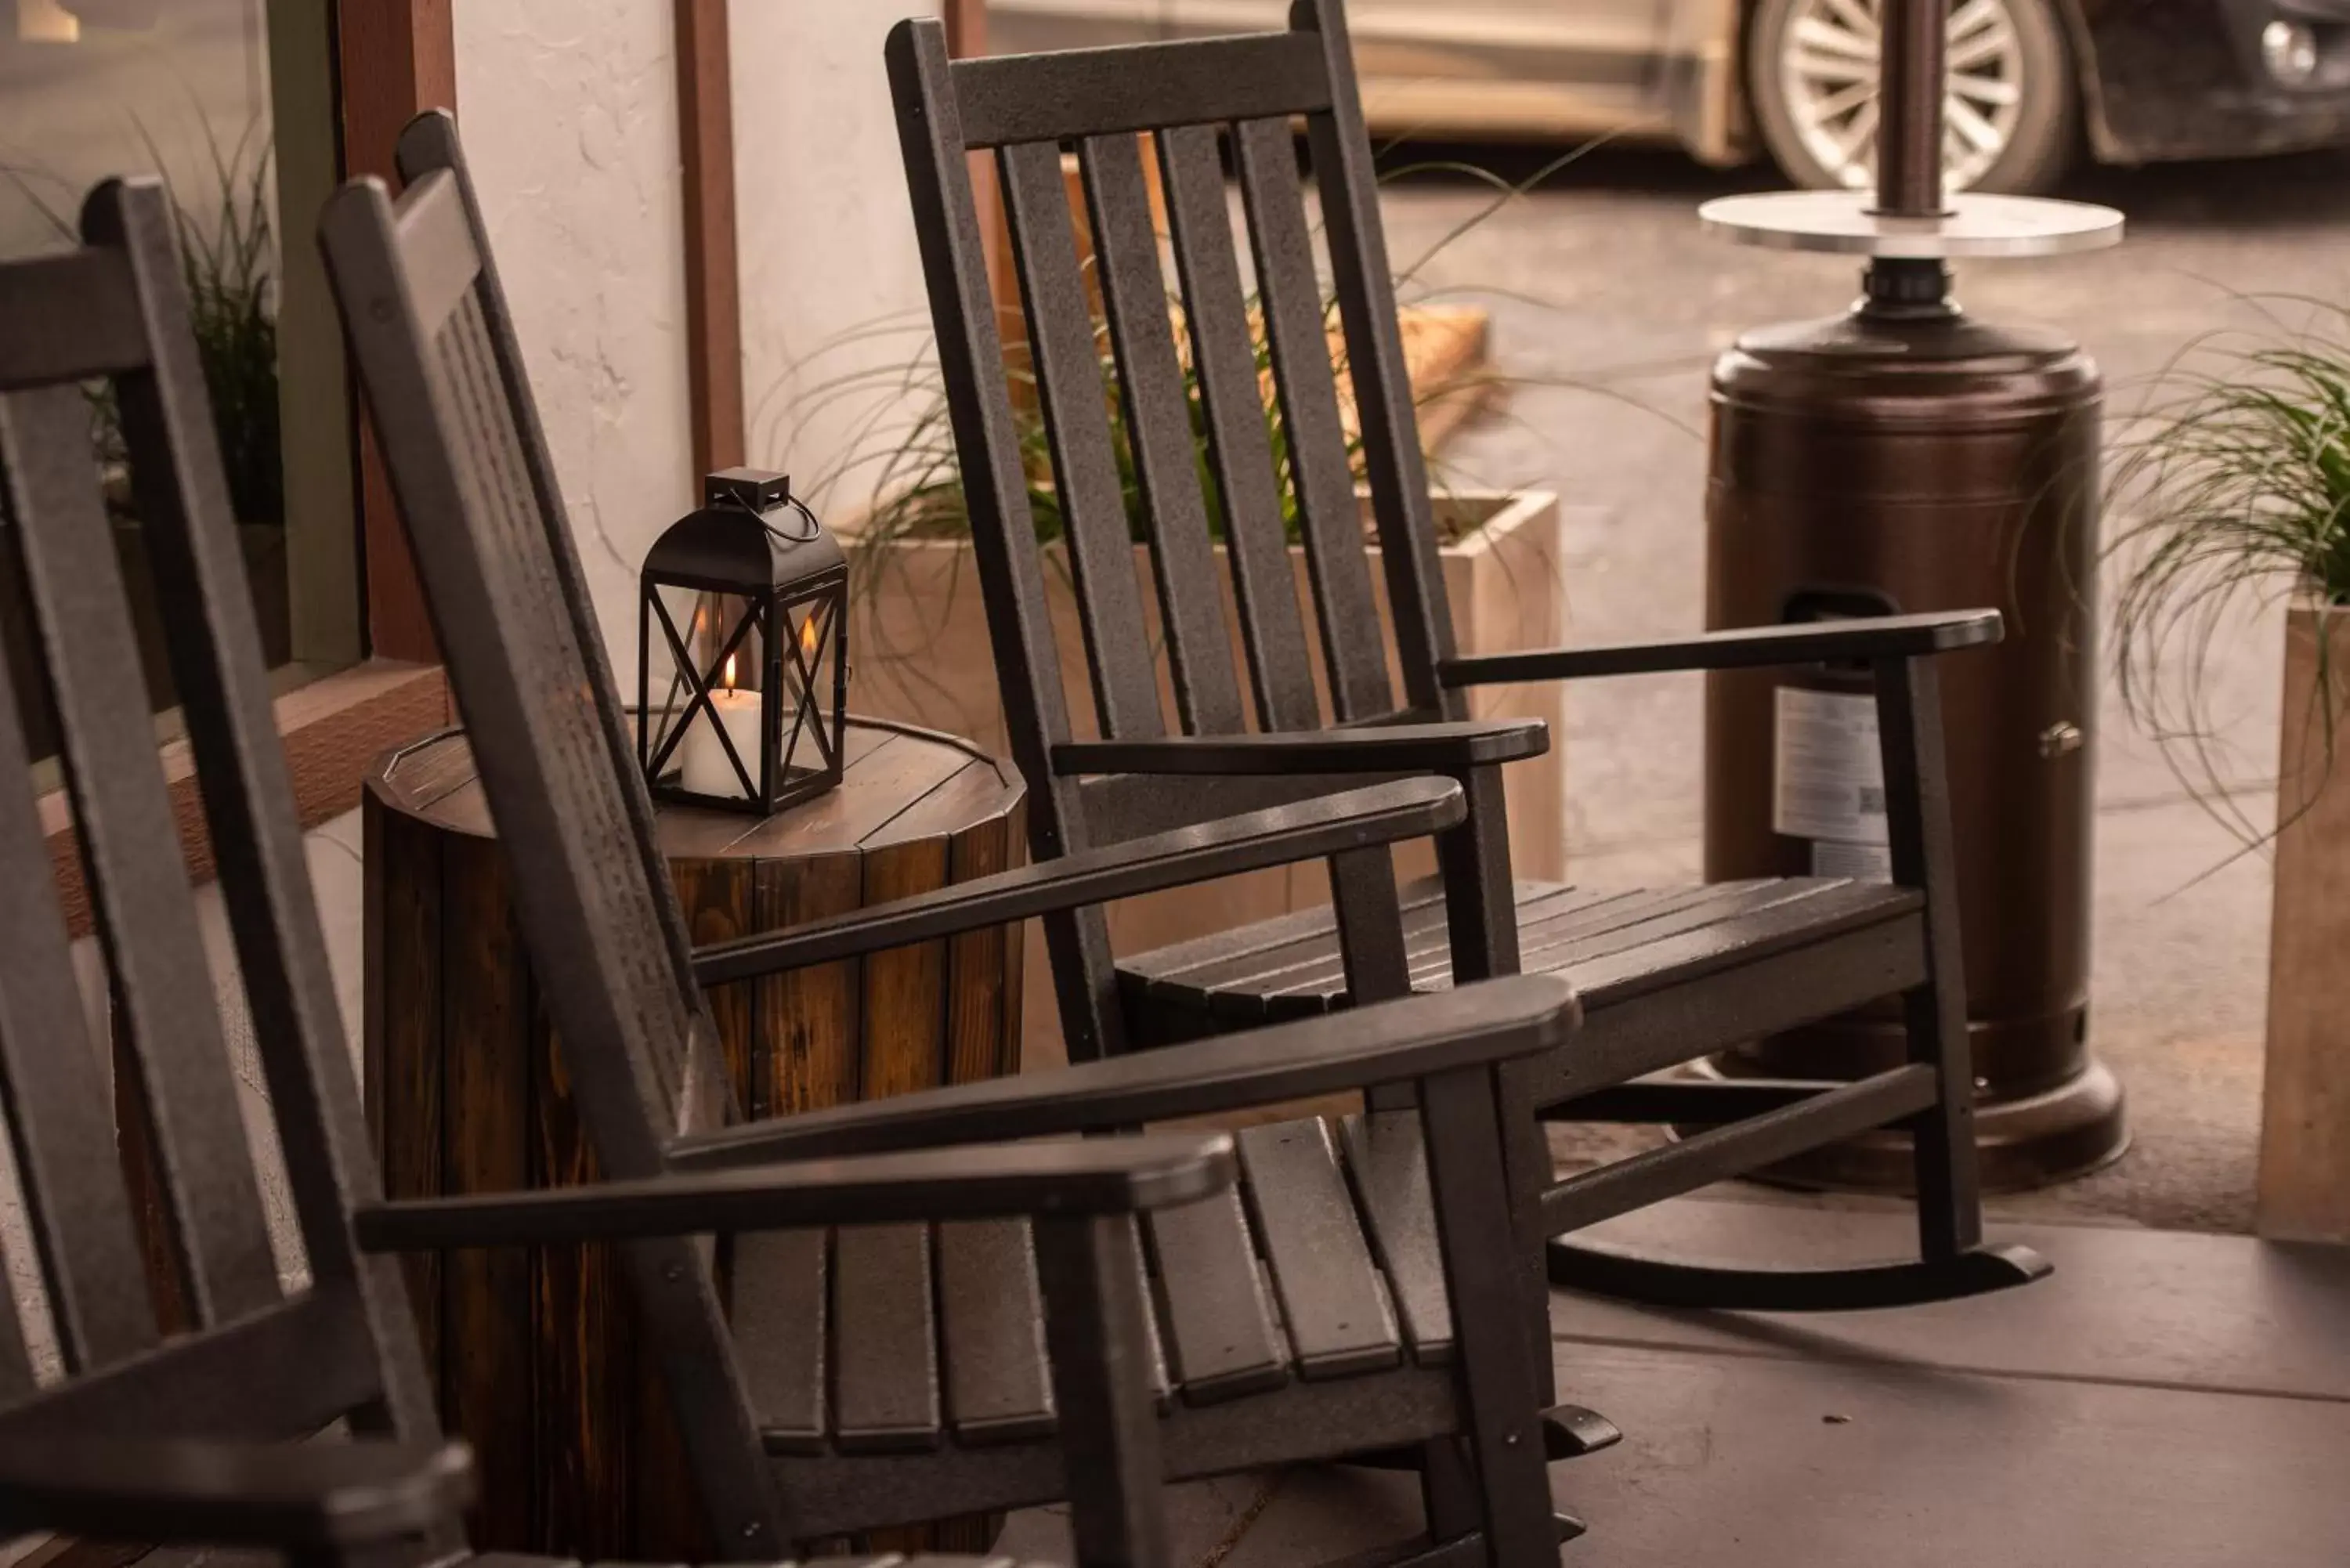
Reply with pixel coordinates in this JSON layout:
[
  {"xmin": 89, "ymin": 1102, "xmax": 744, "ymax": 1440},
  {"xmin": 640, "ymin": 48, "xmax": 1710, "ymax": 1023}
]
[{"xmin": 1773, "ymin": 686, "xmax": 1888, "ymax": 847}]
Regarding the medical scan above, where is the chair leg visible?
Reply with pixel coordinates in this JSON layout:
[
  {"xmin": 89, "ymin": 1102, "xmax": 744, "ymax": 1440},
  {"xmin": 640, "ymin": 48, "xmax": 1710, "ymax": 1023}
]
[
  {"xmin": 1035, "ymin": 1212, "xmax": 1171, "ymax": 1568},
  {"xmin": 1419, "ymin": 1436, "xmax": 1480, "ymax": 1542},
  {"xmin": 1871, "ymin": 652, "xmax": 1983, "ymax": 1264},
  {"xmin": 1419, "ymin": 1064, "xmax": 1559, "ymax": 1568}
]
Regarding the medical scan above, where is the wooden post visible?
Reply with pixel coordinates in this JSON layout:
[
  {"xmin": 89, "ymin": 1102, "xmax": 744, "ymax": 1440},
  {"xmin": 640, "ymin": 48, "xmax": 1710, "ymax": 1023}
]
[
  {"xmin": 675, "ymin": 0, "xmax": 745, "ymax": 475},
  {"xmin": 2258, "ymin": 600, "xmax": 2350, "ymax": 1241},
  {"xmin": 337, "ymin": 0, "xmax": 455, "ymax": 663}
]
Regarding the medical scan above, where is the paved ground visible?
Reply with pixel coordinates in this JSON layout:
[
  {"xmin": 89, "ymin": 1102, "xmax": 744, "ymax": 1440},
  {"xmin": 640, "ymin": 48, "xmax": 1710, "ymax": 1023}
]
[
  {"xmin": 996, "ymin": 1200, "xmax": 2350, "ymax": 1566},
  {"xmin": 1365, "ymin": 143, "xmax": 2350, "ymax": 1233}
]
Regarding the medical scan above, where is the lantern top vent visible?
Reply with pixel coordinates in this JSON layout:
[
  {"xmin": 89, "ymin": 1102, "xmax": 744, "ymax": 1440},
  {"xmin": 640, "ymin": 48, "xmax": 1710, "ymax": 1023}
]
[{"xmin": 642, "ymin": 468, "xmax": 844, "ymax": 592}]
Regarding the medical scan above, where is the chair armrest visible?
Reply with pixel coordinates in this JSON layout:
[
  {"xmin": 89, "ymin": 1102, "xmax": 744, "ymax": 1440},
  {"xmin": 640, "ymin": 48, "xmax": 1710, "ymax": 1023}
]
[
  {"xmin": 1051, "ymin": 718, "xmax": 1548, "ymax": 777},
  {"xmin": 691, "ymin": 777, "xmax": 1462, "ymax": 987},
  {"xmin": 355, "ymin": 1133, "xmax": 1237, "ymax": 1251},
  {"xmin": 1439, "ymin": 609, "xmax": 2003, "ymax": 685},
  {"xmin": 670, "ymin": 974, "xmax": 1581, "ymax": 1169},
  {"xmin": 0, "ymin": 1435, "xmax": 472, "ymax": 1549}
]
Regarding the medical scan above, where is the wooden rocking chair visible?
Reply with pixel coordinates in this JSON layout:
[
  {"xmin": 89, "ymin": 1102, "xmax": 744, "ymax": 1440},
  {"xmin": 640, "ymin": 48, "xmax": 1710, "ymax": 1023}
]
[
  {"xmin": 0, "ymin": 178, "xmax": 1209, "ymax": 1568},
  {"xmin": 884, "ymin": 0, "xmax": 2051, "ymax": 1313},
  {"xmin": 321, "ymin": 109, "xmax": 1596, "ymax": 1568}
]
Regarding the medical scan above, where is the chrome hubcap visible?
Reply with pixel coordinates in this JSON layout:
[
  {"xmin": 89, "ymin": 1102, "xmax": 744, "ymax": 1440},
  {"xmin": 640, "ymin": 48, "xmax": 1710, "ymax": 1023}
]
[{"xmin": 1780, "ymin": 0, "xmax": 2027, "ymax": 193}]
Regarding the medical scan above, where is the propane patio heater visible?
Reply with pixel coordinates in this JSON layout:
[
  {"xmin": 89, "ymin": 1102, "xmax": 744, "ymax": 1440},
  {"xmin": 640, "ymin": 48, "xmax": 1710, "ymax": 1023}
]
[{"xmin": 1698, "ymin": 0, "xmax": 2128, "ymax": 1189}]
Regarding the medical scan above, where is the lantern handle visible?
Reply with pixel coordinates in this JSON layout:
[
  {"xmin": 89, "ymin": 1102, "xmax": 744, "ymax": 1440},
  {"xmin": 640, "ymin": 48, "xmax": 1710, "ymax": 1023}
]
[{"xmin": 709, "ymin": 471, "xmax": 825, "ymax": 545}]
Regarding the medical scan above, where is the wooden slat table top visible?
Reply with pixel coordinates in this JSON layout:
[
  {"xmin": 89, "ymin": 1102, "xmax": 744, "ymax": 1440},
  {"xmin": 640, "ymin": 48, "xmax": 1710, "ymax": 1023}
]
[{"xmin": 371, "ymin": 716, "xmax": 1023, "ymax": 859}]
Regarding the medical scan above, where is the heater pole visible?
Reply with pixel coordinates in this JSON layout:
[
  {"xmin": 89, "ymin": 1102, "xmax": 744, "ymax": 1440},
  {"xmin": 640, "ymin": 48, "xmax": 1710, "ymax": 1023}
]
[
  {"xmin": 1867, "ymin": 0, "xmax": 1957, "ymax": 316},
  {"xmin": 1875, "ymin": 0, "xmax": 1950, "ymax": 218}
]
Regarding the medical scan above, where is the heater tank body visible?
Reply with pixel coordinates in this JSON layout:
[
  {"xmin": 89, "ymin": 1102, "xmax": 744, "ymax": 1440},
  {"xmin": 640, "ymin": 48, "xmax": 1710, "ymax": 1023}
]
[{"xmin": 1701, "ymin": 303, "xmax": 2127, "ymax": 1190}]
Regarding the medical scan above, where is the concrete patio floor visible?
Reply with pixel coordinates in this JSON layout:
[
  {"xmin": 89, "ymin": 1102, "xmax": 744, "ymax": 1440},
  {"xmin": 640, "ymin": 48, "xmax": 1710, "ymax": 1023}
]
[{"xmin": 995, "ymin": 1198, "xmax": 2350, "ymax": 1565}]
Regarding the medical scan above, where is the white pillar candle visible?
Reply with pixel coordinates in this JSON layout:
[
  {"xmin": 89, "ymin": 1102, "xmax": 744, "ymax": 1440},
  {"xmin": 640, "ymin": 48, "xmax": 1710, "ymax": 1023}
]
[{"xmin": 679, "ymin": 657, "xmax": 765, "ymax": 799}]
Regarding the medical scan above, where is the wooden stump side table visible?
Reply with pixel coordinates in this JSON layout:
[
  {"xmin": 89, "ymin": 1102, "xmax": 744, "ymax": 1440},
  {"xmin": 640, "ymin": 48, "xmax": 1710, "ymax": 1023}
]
[{"xmin": 362, "ymin": 717, "xmax": 1027, "ymax": 1560}]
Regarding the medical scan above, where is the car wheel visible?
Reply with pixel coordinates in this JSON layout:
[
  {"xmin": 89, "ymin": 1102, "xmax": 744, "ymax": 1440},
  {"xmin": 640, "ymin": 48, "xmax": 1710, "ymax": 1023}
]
[{"xmin": 1745, "ymin": 0, "xmax": 2078, "ymax": 196}]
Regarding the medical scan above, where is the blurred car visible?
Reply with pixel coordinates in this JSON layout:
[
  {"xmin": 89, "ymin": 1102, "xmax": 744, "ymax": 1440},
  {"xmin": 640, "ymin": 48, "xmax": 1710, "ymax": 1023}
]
[{"xmin": 985, "ymin": 0, "xmax": 2350, "ymax": 193}]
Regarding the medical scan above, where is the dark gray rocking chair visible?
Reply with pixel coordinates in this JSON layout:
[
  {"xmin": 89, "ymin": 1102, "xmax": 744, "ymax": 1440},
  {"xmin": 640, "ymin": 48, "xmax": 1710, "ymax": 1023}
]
[
  {"xmin": 0, "ymin": 179, "xmax": 1217, "ymax": 1568},
  {"xmin": 321, "ymin": 109, "xmax": 1595, "ymax": 1568},
  {"xmin": 884, "ymin": 0, "xmax": 2050, "ymax": 1313}
]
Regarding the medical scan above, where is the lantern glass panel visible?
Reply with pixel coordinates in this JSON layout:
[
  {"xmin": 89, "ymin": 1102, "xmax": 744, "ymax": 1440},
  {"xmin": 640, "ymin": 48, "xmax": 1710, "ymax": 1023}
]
[{"xmin": 638, "ymin": 586, "xmax": 766, "ymax": 807}]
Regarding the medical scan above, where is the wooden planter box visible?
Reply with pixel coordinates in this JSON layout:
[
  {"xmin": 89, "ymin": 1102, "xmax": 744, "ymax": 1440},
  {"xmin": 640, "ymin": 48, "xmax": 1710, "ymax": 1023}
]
[
  {"xmin": 839, "ymin": 490, "xmax": 1567, "ymax": 1060},
  {"xmin": 2260, "ymin": 599, "xmax": 2350, "ymax": 1241}
]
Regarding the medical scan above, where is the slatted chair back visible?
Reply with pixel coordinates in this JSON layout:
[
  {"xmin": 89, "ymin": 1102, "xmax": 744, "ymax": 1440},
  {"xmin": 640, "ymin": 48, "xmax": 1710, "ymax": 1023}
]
[
  {"xmin": 320, "ymin": 113, "xmax": 789, "ymax": 1551},
  {"xmin": 888, "ymin": 0, "xmax": 1463, "ymax": 1059},
  {"xmin": 0, "ymin": 178, "xmax": 441, "ymax": 1492}
]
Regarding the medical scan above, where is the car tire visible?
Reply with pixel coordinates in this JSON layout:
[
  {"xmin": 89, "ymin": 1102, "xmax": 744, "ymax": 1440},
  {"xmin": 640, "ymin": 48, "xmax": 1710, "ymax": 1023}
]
[{"xmin": 1745, "ymin": 0, "xmax": 2078, "ymax": 196}]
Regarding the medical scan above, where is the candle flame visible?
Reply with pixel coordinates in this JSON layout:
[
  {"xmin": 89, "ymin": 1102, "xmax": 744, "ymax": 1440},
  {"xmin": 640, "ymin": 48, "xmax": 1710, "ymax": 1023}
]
[
  {"xmin": 722, "ymin": 653, "xmax": 738, "ymax": 691},
  {"xmin": 801, "ymin": 615, "xmax": 820, "ymax": 655}
]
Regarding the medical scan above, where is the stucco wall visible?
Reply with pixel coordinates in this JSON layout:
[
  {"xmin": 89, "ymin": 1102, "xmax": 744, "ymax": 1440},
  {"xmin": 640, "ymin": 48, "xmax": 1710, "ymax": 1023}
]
[
  {"xmin": 450, "ymin": 0, "xmax": 699, "ymax": 675},
  {"xmin": 732, "ymin": 1, "xmax": 942, "ymax": 523},
  {"xmin": 436, "ymin": 0, "xmax": 939, "ymax": 670}
]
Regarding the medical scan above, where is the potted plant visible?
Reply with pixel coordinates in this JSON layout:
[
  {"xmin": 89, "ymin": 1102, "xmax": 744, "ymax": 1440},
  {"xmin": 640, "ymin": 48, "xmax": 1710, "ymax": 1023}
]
[{"xmin": 2106, "ymin": 300, "xmax": 2350, "ymax": 1241}]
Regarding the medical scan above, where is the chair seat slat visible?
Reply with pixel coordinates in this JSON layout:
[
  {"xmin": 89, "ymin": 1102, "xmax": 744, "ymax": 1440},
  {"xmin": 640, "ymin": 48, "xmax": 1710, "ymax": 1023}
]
[
  {"xmin": 937, "ymin": 1217, "xmax": 1057, "ymax": 1443},
  {"xmin": 1232, "ymin": 117, "xmax": 1392, "ymax": 724},
  {"xmin": 997, "ymin": 139, "xmax": 1164, "ymax": 742},
  {"xmin": 1157, "ymin": 125, "xmax": 1322, "ymax": 734},
  {"xmin": 1339, "ymin": 1111, "xmax": 1454, "ymax": 1364},
  {"xmin": 831, "ymin": 1223, "xmax": 942, "ymax": 1451},
  {"xmin": 1126, "ymin": 1217, "xmax": 1172, "ymax": 1410},
  {"xmin": 1143, "ymin": 1185, "xmax": 1287, "ymax": 1404},
  {"xmin": 0, "ymin": 385, "xmax": 280, "ymax": 1330},
  {"xmin": 1079, "ymin": 132, "xmax": 1246, "ymax": 735},
  {"xmin": 734, "ymin": 1227, "xmax": 828, "ymax": 1454},
  {"xmin": 1236, "ymin": 1119, "xmax": 1401, "ymax": 1378}
]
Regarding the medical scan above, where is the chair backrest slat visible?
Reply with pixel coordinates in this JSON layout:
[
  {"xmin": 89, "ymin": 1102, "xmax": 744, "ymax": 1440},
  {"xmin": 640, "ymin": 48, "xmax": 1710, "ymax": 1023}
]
[
  {"xmin": 0, "ymin": 249, "xmax": 150, "ymax": 389},
  {"xmin": 1300, "ymin": 3, "xmax": 1456, "ymax": 709},
  {"xmin": 0, "ymin": 632, "xmax": 155, "ymax": 1373},
  {"xmin": 392, "ymin": 169, "xmax": 486, "ymax": 335},
  {"xmin": 998, "ymin": 137, "xmax": 1166, "ymax": 741},
  {"xmin": 0, "ymin": 174, "xmax": 443, "ymax": 1476},
  {"xmin": 890, "ymin": 33, "xmax": 1131, "ymax": 1062},
  {"xmin": 0, "ymin": 382, "xmax": 280, "ymax": 1331},
  {"xmin": 395, "ymin": 112, "xmax": 724, "ymax": 1140},
  {"xmin": 331, "ymin": 176, "xmax": 711, "ymax": 1162},
  {"xmin": 952, "ymin": 31, "xmax": 1332, "ymax": 147},
  {"xmin": 323, "ymin": 116, "xmax": 794, "ymax": 1548},
  {"xmin": 891, "ymin": 1, "xmax": 1460, "ymax": 1054},
  {"xmin": 1231, "ymin": 114, "xmax": 1393, "ymax": 723},
  {"xmin": 1155, "ymin": 123, "xmax": 1321, "ymax": 732},
  {"xmin": 89, "ymin": 179, "xmax": 443, "ymax": 1428},
  {"xmin": 1078, "ymin": 131, "xmax": 1246, "ymax": 735}
]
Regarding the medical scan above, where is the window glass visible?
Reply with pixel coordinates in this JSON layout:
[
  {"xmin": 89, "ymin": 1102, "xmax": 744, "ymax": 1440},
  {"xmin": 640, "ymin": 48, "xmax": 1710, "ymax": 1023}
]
[{"xmin": 1, "ymin": 0, "xmax": 349, "ymax": 759}]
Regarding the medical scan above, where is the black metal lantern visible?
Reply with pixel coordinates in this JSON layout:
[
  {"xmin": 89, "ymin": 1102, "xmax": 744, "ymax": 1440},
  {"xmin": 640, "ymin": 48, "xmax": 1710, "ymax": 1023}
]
[{"xmin": 638, "ymin": 468, "xmax": 848, "ymax": 815}]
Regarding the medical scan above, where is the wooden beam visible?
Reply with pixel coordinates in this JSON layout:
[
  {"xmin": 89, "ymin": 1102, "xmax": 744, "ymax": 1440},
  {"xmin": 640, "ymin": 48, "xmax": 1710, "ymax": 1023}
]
[
  {"xmin": 337, "ymin": 0, "xmax": 456, "ymax": 663},
  {"xmin": 942, "ymin": 0, "xmax": 988, "ymax": 57},
  {"xmin": 942, "ymin": 1, "xmax": 1007, "ymax": 334},
  {"xmin": 676, "ymin": 0, "xmax": 745, "ymax": 475}
]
